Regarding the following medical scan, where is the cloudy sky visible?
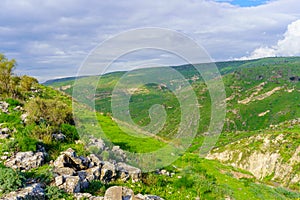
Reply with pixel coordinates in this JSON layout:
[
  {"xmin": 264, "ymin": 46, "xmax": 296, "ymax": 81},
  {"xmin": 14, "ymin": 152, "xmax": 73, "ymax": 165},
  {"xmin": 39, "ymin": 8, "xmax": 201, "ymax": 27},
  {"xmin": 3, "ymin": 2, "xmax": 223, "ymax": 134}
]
[{"xmin": 1, "ymin": 0, "xmax": 300, "ymax": 82}]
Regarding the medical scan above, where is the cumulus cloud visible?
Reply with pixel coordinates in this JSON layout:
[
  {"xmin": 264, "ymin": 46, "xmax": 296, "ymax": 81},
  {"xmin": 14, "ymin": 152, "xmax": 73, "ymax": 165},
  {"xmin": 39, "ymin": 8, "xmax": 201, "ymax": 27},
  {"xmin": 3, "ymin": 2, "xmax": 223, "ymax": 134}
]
[
  {"xmin": 240, "ymin": 19, "xmax": 300, "ymax": 59},
  {"xmin": 1, "ymin": 0, "xmax": 300, "ymax": 81}
]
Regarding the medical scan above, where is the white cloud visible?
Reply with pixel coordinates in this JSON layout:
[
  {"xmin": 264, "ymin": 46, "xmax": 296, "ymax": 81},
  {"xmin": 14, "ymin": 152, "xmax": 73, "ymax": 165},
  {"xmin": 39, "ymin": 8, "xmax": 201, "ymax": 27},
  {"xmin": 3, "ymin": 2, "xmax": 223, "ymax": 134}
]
[
  {"xmin": 240, "ymin": 19, "xmax": 300, "ymax": 59},
  {"xmin": 1, "ymin": 0, "xmax": 300, "ymax": 81}
]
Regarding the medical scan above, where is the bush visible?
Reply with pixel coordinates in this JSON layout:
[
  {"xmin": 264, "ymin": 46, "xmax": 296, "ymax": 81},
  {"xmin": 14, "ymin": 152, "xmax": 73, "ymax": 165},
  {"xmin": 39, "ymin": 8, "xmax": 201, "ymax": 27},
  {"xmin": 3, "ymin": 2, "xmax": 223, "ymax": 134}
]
[
  {"xmin": 45, "ymin": 186, "xmax": 74, "ymax": 200},
  {"xmin": 24, "ymin": 97, "xmax": 73, "ymax": 126},
  {"xmin": 25, "ymin": 165, "xmax": 54, "ymax": 185},
  {"xmin": 0, "ymin": 165, "xmax": 24, "ymax": 195},
  {"xmin": 15, "ymin": 132, "xmax": 38, "ymax": 152},
  {"xmin": 5, "ymin": 98, "xmax": 21, "ymax": 107},
  {"xmin": 60, "ymin": 124, "xmax": 79, "ymax": 143}
]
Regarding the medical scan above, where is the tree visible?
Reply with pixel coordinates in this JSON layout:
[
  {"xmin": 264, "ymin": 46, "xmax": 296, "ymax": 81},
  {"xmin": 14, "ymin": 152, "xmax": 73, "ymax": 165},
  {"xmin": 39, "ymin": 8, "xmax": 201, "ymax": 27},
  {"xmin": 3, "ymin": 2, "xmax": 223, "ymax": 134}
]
[
  {"xmin": 19, "ymin": 75, "xmax": 38, "ymax": 92},
  {"xmin": 0, "ymin": 54, "xmax": 16, "ymax": 96}
]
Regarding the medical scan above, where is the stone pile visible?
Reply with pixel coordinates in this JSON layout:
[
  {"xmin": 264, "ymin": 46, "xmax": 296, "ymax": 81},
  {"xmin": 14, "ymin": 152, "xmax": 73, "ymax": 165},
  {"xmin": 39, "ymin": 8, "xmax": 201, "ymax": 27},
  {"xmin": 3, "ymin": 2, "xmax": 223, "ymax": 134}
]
[{"xmin": 52, "ymin": 148, "xmax": 142, "ymax": 193}]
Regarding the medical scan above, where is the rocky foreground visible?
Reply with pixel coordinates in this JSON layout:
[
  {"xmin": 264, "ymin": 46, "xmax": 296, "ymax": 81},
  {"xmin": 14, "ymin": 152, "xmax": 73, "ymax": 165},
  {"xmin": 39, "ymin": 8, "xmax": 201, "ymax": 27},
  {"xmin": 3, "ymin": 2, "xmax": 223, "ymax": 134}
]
[{"xmin": 1, "ymin": 148, "xmax": 163, "ymax": 200}]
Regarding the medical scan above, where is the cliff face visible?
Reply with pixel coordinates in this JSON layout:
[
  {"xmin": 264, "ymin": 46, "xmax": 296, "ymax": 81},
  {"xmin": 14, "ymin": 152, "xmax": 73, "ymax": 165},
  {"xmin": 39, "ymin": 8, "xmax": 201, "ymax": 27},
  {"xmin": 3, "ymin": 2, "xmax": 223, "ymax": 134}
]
[{"xmin": 207, "ymin": 130, "xmax": 300, "ymax": 189}]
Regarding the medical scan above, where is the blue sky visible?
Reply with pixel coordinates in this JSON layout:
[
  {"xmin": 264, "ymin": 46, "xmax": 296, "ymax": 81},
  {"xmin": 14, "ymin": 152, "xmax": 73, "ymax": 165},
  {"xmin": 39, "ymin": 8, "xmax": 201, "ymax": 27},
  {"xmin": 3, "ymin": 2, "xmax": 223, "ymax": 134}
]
[
  {"xmin": 215, "ymin": 0, "xmax": 269, "ymax": 7},
  {"xmin": 0, "ymin": 0, "xmax": 300, "ymax": 82}
]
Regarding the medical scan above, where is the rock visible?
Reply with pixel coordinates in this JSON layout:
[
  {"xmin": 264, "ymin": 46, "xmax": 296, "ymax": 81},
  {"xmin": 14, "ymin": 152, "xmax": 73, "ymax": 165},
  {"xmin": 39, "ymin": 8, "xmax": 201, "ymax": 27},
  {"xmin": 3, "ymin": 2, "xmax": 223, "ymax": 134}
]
[
  {"xmin": 89, "ymin": 138, "xmax": 106, "ymax": 152},
  {"xmin": 112, "ymin": 146, "xmax": 127, "ymax": 162},
  {"xmin": 116, "ymin": 162, "xmax": 141, "ymax": 182},
  {"xmin": 13, "ymin": 106, "xmax": 23, "ymax": 111},
  {"xmin": 54, "ymin": 167, "xmax": 76, "ymax": 176},
  {"xmin": 1, "ymin": 183, "xmax": 45, "ymax": 200},
  {"xmin": 55, "ymin": 176, "xmax": 65, "ymax": 186},
  {"xmin": 5, "ymin": 151, "xmax": 45, "ymax": 171},
  {"xmin": 0, "ymin": 127, "xmax": 11, "ymax": 139},
  {"xmin": 84, "ymin": 166, "xmax": 101, "ymax": 182},
  {"xmin": 0, "ymin": 101, "xmax": 9, "ymax": 113},
  {"xmin": 59, "ymin": 176, "xmax": 81, "ymax": 193},
  {"xmin": 53, "ymin": 148, "xmax": 88, "ymax": 170},
  {"xmin": 21, "ymin": 113, "xmax": 28, "ymax": 123},
  {"xmin": 0, "ymin": 133, "xmax": 10, "ymax": 139},
  {"xmin": 74, "ymin": 193, "xmax": 104, "ymax": 200},
  {"xmin": 87, "ymin": 154, "xmax": 103, "ymax": 167},
  {"xmin": 1, "ymin": 156, "xmax": 8, "ymax": 160},
  {"xmin": 135, "ymin": 194, "xmax": 165, "ymax": 200},
  {"xmin": 52, "ymin": 133, "xmax": 66, "ymax": 141},
  {"xmin": 53, "ymin": 148, "xmax": 143, "ymax": 194},
  {"xmin": 101, "ymin": 161, "xmax": 117, "ymax": 183},
  {"xmin": 104, "ymin": 186, "xmax": 134, "ymax": 200}
]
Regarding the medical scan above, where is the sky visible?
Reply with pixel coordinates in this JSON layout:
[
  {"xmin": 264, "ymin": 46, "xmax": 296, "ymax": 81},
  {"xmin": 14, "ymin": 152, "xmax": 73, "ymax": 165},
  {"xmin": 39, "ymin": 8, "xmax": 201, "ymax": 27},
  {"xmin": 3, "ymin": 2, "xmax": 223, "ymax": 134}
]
[{"xmin": 0, "ymin": 0, "xmax": 300, "ymax": 82}]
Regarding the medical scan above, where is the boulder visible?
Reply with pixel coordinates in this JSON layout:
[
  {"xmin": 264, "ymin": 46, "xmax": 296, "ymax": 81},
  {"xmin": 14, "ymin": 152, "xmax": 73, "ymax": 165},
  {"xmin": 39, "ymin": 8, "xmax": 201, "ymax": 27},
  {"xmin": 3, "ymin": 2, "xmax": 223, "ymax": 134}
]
[
  {"xmin": 0, "ymin": 127, "xmax": 11, "ymax": 139},
  {"xmin": 74, "ymin": 193, "xmax": 104, "ymax": 200},
  {"xmin": 101, "ymin": 161, "xmax": 117, "ymax": 183},
  {"xmin": 58, "ymin": 176, "xmax": 81, "ymax": 193},
  {"xmin": 0, "ymin": 101, "xmax": 9, "ymax": 113},
  {"xmin": 116, "ymin": 162, "xmax": 141, "ymax": 182},
  {"xmin": 104, "ymin": 186, "xmax": 134, "ymax": 200},
  {"xmin": 1, "ymin": 183, "xmax": 45, "ymax": 200},
  {"xmin": 89, "ymin": 138, "xmax": 106, "ymax": 152},
  {"xmin": 5, "ymin": 151, "xmax": 45, "ymax": 171},
  {"xmin": 54, "ymin": 167, "xmax": 76, "ymax": 176},
  {"xmin": 52, "ymin": 133, "xmax": 66, "ymax": 141},
  {"xmin": 53, "ymin": 148, "xmax": 88, "ymax": 170},
  {"xmin": 87, "ymin": 154, "xmax": 103, "ymax": 167},
  {"xmin": 135, "ymin": 194, "xmax": 164, "ymax": 200},
  {"xmin": 112, "ymin": 146, "xmax": 127, "ymax": 161},
  {"xmin": 21, "ymin": 113, "xmax": 28, "ymax": 123}
]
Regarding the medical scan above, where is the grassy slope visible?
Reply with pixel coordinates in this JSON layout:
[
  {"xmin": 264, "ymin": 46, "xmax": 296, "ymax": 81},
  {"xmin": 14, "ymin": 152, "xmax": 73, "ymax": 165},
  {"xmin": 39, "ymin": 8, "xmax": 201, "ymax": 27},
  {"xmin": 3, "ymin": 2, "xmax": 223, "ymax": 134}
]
[{"xmin": 44, "ymin": 57, "xmax": 300, "ymax": 198}]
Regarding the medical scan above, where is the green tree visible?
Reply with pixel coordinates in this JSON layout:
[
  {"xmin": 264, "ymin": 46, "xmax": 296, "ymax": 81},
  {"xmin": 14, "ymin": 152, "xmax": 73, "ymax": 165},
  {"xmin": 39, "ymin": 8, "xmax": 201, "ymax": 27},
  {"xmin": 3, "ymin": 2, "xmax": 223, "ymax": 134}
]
[
  {"xmin": 19, "ymin": 75, "xmax": 38, "ymax": 92},
  {"xmin": 0, "ymin": 54, "xmax": 16, "ymax": 97}
]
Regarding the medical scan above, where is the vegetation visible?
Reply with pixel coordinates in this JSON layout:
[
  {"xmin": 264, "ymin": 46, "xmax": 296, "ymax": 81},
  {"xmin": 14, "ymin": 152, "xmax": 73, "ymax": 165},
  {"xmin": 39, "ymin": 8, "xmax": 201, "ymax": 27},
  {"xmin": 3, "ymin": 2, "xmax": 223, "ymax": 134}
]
[
  {"xmin": 1, "ymin": 53, "xmax": 300, "ymax": 199},
  {"xmin": 0, "ymin": 164, "xmax": 25, "ymax": 195}
]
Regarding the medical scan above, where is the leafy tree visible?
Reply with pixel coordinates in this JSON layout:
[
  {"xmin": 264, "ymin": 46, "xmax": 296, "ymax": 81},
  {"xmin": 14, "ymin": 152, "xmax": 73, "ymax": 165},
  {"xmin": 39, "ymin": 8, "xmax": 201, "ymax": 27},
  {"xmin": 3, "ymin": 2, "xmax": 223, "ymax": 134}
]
[
  {"xmin": 0, "ymin": 54, "xmax": 16, "ymax": 97},
  {"xmin": 19, "ymin": 75, "xmax": 38, "ymax": 92}
]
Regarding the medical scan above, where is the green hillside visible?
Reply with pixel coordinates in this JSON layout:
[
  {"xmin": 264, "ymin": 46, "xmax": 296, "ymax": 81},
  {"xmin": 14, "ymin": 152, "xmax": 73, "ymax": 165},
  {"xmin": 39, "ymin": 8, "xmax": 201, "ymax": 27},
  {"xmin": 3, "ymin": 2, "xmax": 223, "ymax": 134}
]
[{"xmin": 1, "ymin": 54, "xmax": 300, "ymax": 199}]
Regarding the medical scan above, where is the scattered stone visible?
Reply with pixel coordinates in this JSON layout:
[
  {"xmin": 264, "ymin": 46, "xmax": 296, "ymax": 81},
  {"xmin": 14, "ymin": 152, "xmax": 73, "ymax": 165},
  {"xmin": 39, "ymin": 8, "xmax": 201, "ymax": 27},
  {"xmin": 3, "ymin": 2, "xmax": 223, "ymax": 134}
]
[
  {"xmin": 13, "ymin": 106, "xmax": 23, "ymax": 111},
  {"xmin": 1, "ymin": 183, "xmax": 45, "ymax": 200},
  {"xmin": 89, "ymin": 138, "xmax": 106, "ymax": 152},
  {"xmin": 21, "ymin": 113, "xmax": 28, "ymax": 123},
  {"xmin": 112, "ymin": 146, "xmax": 127, "ymax": 162},
  {"xmin": 5, "ymin": 151, "xmax": 45, "ymax": 171},
  {"xmin": 0, "ymin": 127, "xmax": 11, "ymax": 139},
  {"xmin": 0, "ymin": 101, "xmax": 9, "ymax": 113},
  {"xmin": 52, "ymin": 133, "xmax": 66, "ymax": 141}
]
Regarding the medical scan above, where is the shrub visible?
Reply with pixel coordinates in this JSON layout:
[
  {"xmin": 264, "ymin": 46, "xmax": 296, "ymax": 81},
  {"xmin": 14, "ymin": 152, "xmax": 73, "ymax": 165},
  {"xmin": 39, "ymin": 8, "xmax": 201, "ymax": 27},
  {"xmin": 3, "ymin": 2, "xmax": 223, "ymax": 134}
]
[
  {"xmin": 0, "ymin": 165, "xmax": 24, "ymax": 195},
  {"xmin": 5, "ymin": 98, "xmax": 21, "ymax": 107},
  {"xmin": 45, "ymin": 186, "xmax": 74, "ymax": 200},
  {"xmin": 60, "ymin": 124, "xmax": 79, "ymax": 143},
  {"xmin": 25, "ymin": 165, "xmax": 54, "ymax": 185},
  {"xmin": 24, "ymin": 97, "xmax": 73, "ymax": 126}
]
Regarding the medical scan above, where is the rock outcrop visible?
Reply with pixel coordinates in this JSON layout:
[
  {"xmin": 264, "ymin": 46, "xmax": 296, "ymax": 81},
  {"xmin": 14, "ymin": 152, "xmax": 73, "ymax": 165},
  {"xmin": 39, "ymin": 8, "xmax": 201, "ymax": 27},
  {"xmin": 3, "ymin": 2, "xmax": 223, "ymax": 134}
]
[
  {"xmin": 4, "ymin": 151, "xmax": 45, "ymax": 171},
  {"xmin": 52, "ymin": 148, "xmax": 142, "ymax": 193},
  {"xmin": 207, "ymin": 133, "xmax": 300, "ymax": 188},
  {"xmin": 1, "ymin": 183, "xmax": 45, "ymax": 200}
]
